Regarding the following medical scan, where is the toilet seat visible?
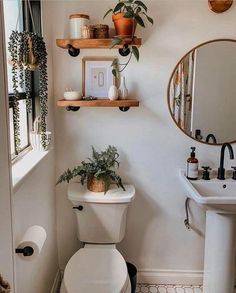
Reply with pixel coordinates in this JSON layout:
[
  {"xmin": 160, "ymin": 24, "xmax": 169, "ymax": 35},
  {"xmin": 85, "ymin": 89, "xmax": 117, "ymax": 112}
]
[{"xmin": 64, "ymin": 246, "xmax": 129, "ymax": 293}]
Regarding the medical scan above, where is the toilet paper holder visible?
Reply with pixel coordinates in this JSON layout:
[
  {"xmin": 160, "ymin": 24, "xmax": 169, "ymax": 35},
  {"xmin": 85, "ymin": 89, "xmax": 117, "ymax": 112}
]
[{"xmin": 15, "ymin": 246, "xmax": 34, "ymax": 257}]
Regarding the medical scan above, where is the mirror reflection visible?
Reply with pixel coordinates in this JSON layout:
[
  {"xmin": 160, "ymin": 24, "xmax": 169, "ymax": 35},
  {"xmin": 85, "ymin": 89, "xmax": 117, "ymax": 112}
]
[{"xmin": 168, "ymin": 40, "xmax": 236, "ymax": 145}]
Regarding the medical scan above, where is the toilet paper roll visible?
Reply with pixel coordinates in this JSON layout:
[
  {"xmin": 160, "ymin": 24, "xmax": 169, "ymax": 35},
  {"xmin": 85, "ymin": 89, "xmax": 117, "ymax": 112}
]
[{"xmin": 17, "ymin": 225, "xmax": 47, "ymax": 260}]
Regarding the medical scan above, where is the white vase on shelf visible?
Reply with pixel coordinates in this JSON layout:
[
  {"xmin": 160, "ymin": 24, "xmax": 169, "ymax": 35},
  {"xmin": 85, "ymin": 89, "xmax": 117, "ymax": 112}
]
[
  {"xmin": 119, "ymin": 76, "xmax": 128, "ymax": 100},
  {"xmin": 108, "ymin": 85, "xmax": 119, "ymax": 101}
]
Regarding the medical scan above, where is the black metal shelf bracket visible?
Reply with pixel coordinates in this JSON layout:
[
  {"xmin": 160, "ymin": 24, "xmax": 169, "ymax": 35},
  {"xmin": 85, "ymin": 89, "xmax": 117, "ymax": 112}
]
[
  {"xmin": 65, "ymin": 106, "xmax": 130, "ymax": 112},
  {"xmin": 119, "ymin": 107, "xmax": 130, "ymax": 112},
  {"xmin": 119, "ymin": 44, "xmax": 130, "ymax": 57},
  {"xmin": 67, "ymin": 45, "xmax": 80, "ymax": 57},
  {"xmin": 66, "ymin": 106, "xmax": 80, "ymax": 112}
]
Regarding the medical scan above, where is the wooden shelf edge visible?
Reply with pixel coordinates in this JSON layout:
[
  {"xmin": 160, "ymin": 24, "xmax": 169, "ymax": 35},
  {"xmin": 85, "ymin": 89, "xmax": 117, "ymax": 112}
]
[
  {"xmin": 57, "ymin": 99, "xmax": 139, "ymax": 108},
  {"xmin": 56, "ymin": 38, "xmax": 142, "ymax": 49}
]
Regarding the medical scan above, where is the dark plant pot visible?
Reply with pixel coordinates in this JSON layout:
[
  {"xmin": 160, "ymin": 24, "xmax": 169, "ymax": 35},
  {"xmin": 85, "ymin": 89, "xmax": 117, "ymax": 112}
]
[
  {"xmin": 126, "ymin": 262, "xmax": 137, "ymax": 293},
  {"xmin": 112, "ymin": 12, "xmax": 137, "ymax": 38},
  {"xmin": 87, "ymin": 176, "xmax": 106, "ymax": 192}
]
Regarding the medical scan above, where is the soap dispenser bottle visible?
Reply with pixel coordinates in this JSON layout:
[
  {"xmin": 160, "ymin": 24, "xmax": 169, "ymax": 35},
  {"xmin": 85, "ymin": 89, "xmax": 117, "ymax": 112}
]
[{"xmin": 186, "ymin": 147, "xmax": 199, "ymax": 180}]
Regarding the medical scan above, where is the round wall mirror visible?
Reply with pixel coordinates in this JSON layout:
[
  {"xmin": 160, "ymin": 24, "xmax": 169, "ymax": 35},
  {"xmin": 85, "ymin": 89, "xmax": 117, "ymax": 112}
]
[{"xmin": 167, "ymin": 39, "xmax": 236, "ymax": 145}]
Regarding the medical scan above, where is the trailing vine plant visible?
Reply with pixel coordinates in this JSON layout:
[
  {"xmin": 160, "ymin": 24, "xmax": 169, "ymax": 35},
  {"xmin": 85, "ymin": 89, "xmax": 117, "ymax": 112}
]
[{"xmin": 8, "ymin": 30, "xmax": 48, "ymax": 152}]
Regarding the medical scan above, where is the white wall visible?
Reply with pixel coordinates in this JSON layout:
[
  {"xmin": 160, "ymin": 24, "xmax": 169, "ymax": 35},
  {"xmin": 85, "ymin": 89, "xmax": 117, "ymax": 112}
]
[
  {"xmin": 192, "ymin": 41, "xmax": 236, "ymax": 143},
  {"xmin": 9, "ymin": 5, "xmax": 59, "ymax": 293},
  {"xmin": 0, "ymin": 2, "xmax": 15, "ymax": 289},
  {"xmin": 13, "ymin": 152, "xmax": 58, "ymax": 293},
  {"xmin": 43, "ymin": 0, "xmax": 236, "ymax": 284}
]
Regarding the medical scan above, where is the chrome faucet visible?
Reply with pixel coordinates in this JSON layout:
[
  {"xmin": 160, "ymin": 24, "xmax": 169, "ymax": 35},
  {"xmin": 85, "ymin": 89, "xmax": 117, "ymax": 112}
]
[{"xmin": 217, "ymin": 143, "xmax": 234, "ymax": 180}]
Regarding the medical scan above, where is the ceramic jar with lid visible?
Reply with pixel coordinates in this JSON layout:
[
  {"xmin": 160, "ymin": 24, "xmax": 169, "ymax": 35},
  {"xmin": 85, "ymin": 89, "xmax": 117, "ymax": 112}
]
[
  {"xmin": 69, "ymin": 14, "xmax": 90, "ymax": 39},
  {"xmin": 81, "ymin": 25, "xmax": 94, "ymax": 39}
]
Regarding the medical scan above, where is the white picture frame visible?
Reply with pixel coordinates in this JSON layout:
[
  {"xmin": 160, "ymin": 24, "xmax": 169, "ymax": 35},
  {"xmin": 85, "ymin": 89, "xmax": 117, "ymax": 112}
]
[{"xmin": 82, "ymin": 57, "xmax": 117, "ymax": 99}]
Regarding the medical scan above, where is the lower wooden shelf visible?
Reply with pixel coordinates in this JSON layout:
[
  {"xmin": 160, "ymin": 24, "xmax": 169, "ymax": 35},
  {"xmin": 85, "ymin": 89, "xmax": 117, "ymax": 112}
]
[{"xmin": 57, "ymin": 99, "xmax": 139, "ymax": 108}]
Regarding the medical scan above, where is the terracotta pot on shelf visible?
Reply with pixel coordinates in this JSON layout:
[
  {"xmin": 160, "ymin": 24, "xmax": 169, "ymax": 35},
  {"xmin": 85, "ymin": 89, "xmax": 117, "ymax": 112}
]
[
  {"xmin": 112, "ymin": 12, "xmax": 136, "ymax": 37},
  {"xmin": 87, "ymin": 176, "xmax": 108, "ymax": 193}
]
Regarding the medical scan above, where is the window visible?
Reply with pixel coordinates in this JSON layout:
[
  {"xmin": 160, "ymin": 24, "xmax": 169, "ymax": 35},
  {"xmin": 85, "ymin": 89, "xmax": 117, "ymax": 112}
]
[{"xmin": 3, "ymin": 0, "xmax": 41, "ymax": 160}]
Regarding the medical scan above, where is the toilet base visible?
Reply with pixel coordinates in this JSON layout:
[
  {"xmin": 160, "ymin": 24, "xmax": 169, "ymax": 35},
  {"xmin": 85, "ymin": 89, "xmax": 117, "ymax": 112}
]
[{"xmin": 60, "ymin": 275, "xmax": 131, "ymax": 293}]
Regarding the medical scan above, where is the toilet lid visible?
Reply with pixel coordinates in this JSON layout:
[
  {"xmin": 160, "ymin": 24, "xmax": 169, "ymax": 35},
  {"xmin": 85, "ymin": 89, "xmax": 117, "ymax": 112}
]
[{"xmin": 64, "ymin": 247, "xmax": 129, "ymax": 293}]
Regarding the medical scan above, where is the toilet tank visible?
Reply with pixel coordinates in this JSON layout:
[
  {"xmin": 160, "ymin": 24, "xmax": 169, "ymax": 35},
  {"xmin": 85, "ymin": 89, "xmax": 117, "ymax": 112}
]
[{"xmin": 68, "ymin": 183, "xmax": 135, "ymax": 244}]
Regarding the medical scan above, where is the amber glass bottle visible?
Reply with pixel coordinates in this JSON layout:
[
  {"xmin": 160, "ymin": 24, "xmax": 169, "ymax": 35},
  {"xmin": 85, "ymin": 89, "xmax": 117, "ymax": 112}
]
[{"xmin": 186, "ymin": 147, "xmax": 199, "ymax": 180}]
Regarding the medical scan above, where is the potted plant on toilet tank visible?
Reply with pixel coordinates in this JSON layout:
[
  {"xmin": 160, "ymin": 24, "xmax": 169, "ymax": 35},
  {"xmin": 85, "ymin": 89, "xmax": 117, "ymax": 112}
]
[{"xmin": 57, "ymin": 146, "xmax": 125, "ymax": 193}]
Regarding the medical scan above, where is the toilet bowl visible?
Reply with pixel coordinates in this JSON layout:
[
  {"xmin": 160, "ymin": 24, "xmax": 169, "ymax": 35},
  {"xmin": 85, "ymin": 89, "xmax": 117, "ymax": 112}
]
[
  {"xmin": 60, "ymin": 183, "xmax": 135, "ymax": 293},
  {"xmin": 61, "ymin": 245, "xmax": 131, "ymax": 293}
]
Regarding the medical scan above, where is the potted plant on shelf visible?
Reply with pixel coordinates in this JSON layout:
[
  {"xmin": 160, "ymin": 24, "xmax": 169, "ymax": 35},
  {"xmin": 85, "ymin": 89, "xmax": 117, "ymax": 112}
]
[
  {"xmin": 57, "ymin": 146, "xmax": 125, "ymax": 194},
  {"xmin": 8, "ymin": 30, "xmax": 48, "ymax": 153},
  {"xmin": 104, "ymin": 0, "xmax": 153, "ymax": 76}
]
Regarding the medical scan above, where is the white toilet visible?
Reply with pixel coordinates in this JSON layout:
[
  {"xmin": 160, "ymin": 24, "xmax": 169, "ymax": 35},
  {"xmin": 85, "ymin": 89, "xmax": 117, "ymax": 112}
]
[{"xmin": 60, "ymin": 183, "xmax": 135, "ymax": 293}]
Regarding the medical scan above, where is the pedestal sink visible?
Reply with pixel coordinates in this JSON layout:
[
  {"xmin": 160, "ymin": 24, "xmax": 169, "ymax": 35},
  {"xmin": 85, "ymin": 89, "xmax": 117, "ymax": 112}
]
[{"xmin": 180, "ymin": 169, "xmax": 236, "ymax": 293}]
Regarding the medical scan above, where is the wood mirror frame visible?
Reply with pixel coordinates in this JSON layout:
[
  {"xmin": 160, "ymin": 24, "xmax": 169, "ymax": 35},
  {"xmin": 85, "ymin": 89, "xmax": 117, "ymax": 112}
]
[
  {"xmin": 208, "ymin": 0, "xmax": 233, "ymax": 13},
  {"xmin": 167, "ymin": 38, "xmax": 236, "ymax": 146}
]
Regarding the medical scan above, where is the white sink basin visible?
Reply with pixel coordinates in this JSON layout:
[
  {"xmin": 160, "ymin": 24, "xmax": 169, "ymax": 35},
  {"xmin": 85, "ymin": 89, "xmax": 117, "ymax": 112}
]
[
  {"xmin": 179, "ymin": 169, "xmax": 236, "ymax": 293},
  {"xmin": 179, "ymin": 169, "xmax": 236, "ymax": 213}
]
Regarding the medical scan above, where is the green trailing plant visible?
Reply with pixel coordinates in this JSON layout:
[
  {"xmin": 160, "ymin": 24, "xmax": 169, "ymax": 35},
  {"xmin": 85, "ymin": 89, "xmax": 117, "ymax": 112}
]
[
  {"xmin": 57, "ymin": 146, "xmax": 125, "ymax": 193},
  {"xmin": 104, "ymin": 0, "xmax": 153, "ymax": 77},
  {"xmin": 8, "ymin": 30, "xmax": 48, "ymax": 153}
]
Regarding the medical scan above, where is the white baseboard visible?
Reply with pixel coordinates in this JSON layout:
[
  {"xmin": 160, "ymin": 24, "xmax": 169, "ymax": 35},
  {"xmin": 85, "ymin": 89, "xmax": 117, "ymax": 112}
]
[
  {"xmin": 137, "ymin": 269, "xmax": 203, "ymax": 285},
  {"xmin": 52, "ymin": 267, "xmax": 203, "ymax": 289},
  {"xmin": 51, "ymin": 270, "xmax": 62, "ymax": 293}
]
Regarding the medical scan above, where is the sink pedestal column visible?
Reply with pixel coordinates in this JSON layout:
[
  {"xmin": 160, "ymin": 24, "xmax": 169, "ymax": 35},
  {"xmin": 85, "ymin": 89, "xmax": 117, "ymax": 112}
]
[{"xmin": 203, "ymin": 211, "xmax": 236, "ymax": 293}]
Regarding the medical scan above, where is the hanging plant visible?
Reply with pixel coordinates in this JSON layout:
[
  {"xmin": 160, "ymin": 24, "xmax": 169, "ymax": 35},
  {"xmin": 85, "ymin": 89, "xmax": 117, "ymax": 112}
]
[{"xmin": 8, "ymin": 30, "xmax": 48, "ymax": 152}]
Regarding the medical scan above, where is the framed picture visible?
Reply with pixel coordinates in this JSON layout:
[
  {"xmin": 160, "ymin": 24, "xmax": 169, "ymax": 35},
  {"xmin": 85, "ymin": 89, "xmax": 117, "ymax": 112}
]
[{"xmin": 82, "ymin": 57, "xmax": 117, "ymax": 99}]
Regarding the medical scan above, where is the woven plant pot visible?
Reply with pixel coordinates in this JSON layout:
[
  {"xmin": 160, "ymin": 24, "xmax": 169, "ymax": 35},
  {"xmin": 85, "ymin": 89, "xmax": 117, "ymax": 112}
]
[
  {"xmin": 87, "ymin": 176, "xmax": 107, "ymax": 192},
  {"xmin": 22, "ymin": 37, "xmax": 38, "ymax": 70},
  {"xmin": 8, "ymin": 36, "xmax": 38, "ymax": 71}
]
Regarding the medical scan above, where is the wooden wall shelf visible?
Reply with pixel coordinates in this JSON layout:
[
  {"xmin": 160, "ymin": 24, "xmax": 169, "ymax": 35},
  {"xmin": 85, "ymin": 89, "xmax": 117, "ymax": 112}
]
[
  {"xmin": 57, "ymin": 99, "xmax": 139, "ymax": 112},
  {"xmin": 56, "ymin": 38, "xmax": 142, "ymax": 50}
]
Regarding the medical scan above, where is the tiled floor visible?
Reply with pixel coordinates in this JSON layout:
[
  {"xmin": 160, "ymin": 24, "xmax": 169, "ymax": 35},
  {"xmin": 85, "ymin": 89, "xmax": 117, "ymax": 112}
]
[{"xmin": 136, "ymin": 284, "xmax": 203, "ymax": 293}]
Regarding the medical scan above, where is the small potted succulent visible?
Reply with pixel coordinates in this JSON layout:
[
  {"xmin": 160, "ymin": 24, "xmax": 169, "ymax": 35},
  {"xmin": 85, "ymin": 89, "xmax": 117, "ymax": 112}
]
[
  {"xmin": 104, "ymin": 0, "xmax": 153, "ymax": 76},
  {"xmin": 57, "ymin": 146, "xmax": 125, "ymax": 194},
  {"xmin": 30, "ymin": 116, "xmax": 51, "ymax": 152}
]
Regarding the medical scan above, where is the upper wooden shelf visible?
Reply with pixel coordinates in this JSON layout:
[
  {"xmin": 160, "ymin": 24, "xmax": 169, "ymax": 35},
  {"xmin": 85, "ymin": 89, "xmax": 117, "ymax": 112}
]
[{"xmin": 56, "ymin": 38, "xmax": 142, "ymax": 50}]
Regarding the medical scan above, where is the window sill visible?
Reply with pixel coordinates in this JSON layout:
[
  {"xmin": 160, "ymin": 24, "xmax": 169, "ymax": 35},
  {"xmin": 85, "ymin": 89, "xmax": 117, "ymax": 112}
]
[{"xmin": 12, "ymin": 149, "xmax": 51, "ymax": 192}]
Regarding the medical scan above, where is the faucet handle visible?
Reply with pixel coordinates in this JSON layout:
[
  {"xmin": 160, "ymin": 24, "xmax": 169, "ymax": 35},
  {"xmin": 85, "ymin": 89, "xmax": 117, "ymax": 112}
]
[
  {"xmin": 202, "ymin": 166, "xmax": 211, "ymax": 171},
  {"xmin": 231, "ymin": 167, "xmax": 236, "ymax": 180},
  {"xmin": 202, "ymin": 166, "xmax": 212, "ymax": 180}
]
